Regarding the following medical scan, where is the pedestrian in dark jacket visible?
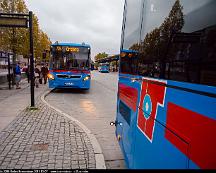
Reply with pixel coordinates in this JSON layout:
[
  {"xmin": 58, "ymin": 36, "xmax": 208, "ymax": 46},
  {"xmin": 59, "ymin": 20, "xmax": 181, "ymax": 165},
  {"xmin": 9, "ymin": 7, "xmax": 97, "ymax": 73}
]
[
  {"xmin": 34, "ymin": 65, "xmax": 40, "ymax": 88},
  {"xmin": 40, "ymin": 64, "xmax": 49, "ymax": 84}
]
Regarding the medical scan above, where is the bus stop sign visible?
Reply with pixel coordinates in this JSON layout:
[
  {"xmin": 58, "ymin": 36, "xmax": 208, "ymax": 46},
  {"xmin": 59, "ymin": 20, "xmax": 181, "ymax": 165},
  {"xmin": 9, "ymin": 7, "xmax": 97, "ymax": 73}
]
[
  {"xmin": 0, "ymin": 12, "xmax": 35, "ymax": 107},
  {"xmin": 0, "ymin": 14, "xmax": 28, "ymax": 28}
]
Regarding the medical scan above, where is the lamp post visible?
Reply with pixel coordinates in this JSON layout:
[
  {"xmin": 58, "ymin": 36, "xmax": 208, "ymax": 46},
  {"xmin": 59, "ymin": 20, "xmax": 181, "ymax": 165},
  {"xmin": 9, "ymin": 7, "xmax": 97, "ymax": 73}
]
[{"xmin": 29, "ymin": 11, "xmax": 35, "ymax": 107}]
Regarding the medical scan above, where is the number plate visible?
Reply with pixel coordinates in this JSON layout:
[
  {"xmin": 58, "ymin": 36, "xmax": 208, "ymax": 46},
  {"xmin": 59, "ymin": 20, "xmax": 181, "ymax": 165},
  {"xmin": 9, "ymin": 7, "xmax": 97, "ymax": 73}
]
[{"xmin": 64, "ymin": 82, "xmax": 74, "ymax": 86}]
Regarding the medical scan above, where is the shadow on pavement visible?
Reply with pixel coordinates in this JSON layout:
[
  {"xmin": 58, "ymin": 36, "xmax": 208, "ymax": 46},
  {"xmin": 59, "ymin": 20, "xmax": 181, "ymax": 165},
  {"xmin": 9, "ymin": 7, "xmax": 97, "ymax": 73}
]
[{"xmin": 51, "ymin": 88, "xmax": 90, "ymax": 94}]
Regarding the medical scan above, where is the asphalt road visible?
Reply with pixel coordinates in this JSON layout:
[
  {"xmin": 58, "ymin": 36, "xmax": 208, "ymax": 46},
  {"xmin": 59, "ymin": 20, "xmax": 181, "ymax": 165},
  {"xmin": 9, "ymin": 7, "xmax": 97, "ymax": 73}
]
[{"xmin": 45, "ymin": 71, "xmax": 126, "ymax": 169}]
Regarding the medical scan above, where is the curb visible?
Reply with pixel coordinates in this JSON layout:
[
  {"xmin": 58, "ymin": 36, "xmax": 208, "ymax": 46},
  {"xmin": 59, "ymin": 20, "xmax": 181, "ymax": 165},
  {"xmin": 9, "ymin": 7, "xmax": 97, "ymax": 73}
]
[{"xmin": 41, "ymin": 90, "xmax": 106, "ymax": 169}]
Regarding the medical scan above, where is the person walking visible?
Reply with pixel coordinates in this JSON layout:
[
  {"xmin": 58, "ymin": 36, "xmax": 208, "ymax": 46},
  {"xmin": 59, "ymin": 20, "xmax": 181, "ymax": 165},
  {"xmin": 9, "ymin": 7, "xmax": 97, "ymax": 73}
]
[
  {"xmin": 40, "ymin": 63, "xmax": 49, "ymax": 84},
  {"xmin": 34, "ymin": 65, "xmax": 41, "ymax": 88},
  {"xmin": 14, "ymin": 62, "xmax": 22, "ymax": 89},
  {"xmin": 22, "ymin": 63, "xmax": 29, "ymax": 82}
]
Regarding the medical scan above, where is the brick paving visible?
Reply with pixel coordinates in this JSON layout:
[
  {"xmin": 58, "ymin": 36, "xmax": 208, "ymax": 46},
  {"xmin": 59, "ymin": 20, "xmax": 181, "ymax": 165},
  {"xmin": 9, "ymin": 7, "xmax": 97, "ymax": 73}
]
[
  {"xmin": 0, "ymin": 99, "xmax": 96, "ymax": 169},
  {"xmin": 46, "ymin": 71, "xmax": 125, "ymax": 169},
  {"xmin": 0, "ymin": 79, "xmax": 29, "ymax": 102}
]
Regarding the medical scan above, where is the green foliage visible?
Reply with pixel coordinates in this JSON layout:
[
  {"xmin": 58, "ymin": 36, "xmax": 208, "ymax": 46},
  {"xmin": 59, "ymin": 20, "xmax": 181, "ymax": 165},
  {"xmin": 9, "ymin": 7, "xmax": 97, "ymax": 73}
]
[
  {"xmin": 0, "ymin": 0, "xmax": 51, "ymax": 62},
  {"xmin": 110, "ymin": 60, "xmax": 118, "ymax": 66},
  {"xmin": 94, "ymin": 52, "xmax": 108, "ymax": 62},
  {"xmin": 129, "ymin": 0, "xmax": 184, "ymax": 63},
  {"xmin": 141, "ymin": 27, "xmax": 161, "ymax": 61},
  {"xmin": 129, "ymin": 43, "xmax": 140, "ymax": 51}
]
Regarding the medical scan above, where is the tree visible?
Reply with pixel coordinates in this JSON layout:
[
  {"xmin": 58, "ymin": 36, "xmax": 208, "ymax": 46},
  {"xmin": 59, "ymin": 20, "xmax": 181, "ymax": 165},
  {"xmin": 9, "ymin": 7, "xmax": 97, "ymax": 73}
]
[
  {"xmin": 0, "ymin": 0, "xmax": 51, "ymax": 62},
  {"xmin": 0, "ymin": 0, "xmax": 29, "ymax": 55},
  {"xmin": 0, "ymin": 0, "xmax": 13, "ymax": 51},
  {"xmin": 94, "ymin": 52, "xmax": 108, "ymax": 62},
  {"xmin": 38, "ymin": 31, "xmax": 52, "ymax": 61},
  {"xmin": 33, "ymin": 14, "xmax": 40, "ymax": 59},
  {"xmin": 129, "ymin": 43, "xmax": 140, "ymax": 51},
  {"xmin": 159, "ymin": 0, "xmax": 184, "ymax": 62},
  {"xmin": 137, "ymin": 0, "xmax": 184, "ymax": 63},
  {"xmin": 141, "ymin": 28, "xmax": 161, "ymax": 61}
]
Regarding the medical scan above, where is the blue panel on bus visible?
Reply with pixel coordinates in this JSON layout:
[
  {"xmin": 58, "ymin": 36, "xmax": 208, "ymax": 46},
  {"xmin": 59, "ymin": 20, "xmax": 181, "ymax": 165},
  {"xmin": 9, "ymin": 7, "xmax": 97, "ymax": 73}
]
[
  {"xmin": 115, "ymin": 0, "xmax": 216, "ymax": 169},
  {"xmin": 51, "ymin": 42, "xmax": 90, "ymax": 48},
  {"xmin": 133, "ymin": 120, "xmax": 189, "ymax": 169},
  {"xmin": 48, "ymin": 71, "xmax": 90, "ymax": 89}
]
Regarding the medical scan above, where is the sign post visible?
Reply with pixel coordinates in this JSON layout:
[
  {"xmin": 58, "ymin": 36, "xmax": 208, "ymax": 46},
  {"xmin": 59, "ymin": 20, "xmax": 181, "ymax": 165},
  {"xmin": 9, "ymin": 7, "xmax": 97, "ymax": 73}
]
[
  {"xmin": 0, "ymin": 12, "xmax": 35, "ymax": 107},
  {"xmin": 7, "ymin": 53, "xmax": 11, "ymax": 90},
  {"xmin": 29, "ymin": 11, "xmax": 35, "ymax": 107}
]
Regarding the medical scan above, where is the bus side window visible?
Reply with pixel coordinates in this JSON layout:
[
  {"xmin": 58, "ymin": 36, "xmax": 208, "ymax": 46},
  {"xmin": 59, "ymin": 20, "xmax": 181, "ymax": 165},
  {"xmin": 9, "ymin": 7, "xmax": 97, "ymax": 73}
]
[
  {"xmin": 165, "ymin": 20, "xmax": 216, "ymax": 87},
  {"xmin": 120, "ymin": 54, "xmax": 138, "ymax": 75},
  {"xmin": 120, "ymin": 56, "xmax": 130, "ymax": 74},
  {"xmin": 138, "ymin": 59, "xmax": 161, "ymax": 78},
  {"xmin": 120, "ymin": 0, "xmax": 143, "ymax": 75},
  {"xmin": 166, "ymin": 42, "xmax": 199, "ymax": 83},
  {"xmin": 137, "ymin": 0, "xmax": 216, "ymax": 87},
  {"xmin": 200, "ymin": 28, "xmax": 216, "ymax": 86}
]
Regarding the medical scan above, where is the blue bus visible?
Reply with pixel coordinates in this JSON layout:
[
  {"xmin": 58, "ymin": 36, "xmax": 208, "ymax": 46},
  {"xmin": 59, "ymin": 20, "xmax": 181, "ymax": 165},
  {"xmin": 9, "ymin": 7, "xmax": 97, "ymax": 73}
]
[
  {"xmin": 112, "ymin": 0, "xmax": 216, "ymax": 169},
  {"xmin": 48, "ymin": 42, "xmax": 91, "ymax": 89},
  {"xmin": 99, "ymin": 63, "xmax": 110, "ymax": 73}
]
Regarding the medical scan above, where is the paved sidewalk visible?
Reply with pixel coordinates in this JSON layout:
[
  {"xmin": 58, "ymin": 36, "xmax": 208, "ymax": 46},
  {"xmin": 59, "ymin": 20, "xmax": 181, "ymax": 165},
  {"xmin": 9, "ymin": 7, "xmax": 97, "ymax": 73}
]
[
  {"xmin": 0, "ymin": 81, "xmax": 97, "ymax": 169},
  {"xmin": 0, "ymin": 79, "xmax": 43, "ymax": 131},
  {"xmin": 0, "ymin": 100, "xmax": 95, "ymax": 169},
  {"xmin": 0, "ymin": 79, "xmax": 29, "ymax": 102}
]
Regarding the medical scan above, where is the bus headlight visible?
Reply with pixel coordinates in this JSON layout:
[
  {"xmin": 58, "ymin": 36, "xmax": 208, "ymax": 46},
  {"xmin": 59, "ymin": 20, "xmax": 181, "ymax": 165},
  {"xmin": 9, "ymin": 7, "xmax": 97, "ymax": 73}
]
[
  {"xmin": 83, "ymin": 76, "xmax": 90, "ymax": 81},
  {"xmin": 47, "ymin": 73, "xmax": 55, "ymax": 80}
]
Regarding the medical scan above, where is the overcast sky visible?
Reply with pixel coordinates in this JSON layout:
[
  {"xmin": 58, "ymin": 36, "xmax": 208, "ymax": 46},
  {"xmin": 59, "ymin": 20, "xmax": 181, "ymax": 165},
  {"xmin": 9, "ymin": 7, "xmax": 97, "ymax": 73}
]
[{"xmin": 25, "ymin": 0, "xmax": 125, "ymax": 60}]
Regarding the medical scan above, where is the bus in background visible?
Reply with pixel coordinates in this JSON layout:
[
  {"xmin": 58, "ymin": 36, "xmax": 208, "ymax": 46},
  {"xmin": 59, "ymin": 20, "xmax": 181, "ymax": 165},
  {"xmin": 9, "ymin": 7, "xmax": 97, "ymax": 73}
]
[
  {"xmin": 112, "ymin": 0, "xmax": 216, "ymax": 169},
  {"xmin": 99, "ymin": 63, "xmax": 110, "ymax": 73},
  {"xmin": 48, "ymin": 42, "xmax": 91, "ymax": 90}
]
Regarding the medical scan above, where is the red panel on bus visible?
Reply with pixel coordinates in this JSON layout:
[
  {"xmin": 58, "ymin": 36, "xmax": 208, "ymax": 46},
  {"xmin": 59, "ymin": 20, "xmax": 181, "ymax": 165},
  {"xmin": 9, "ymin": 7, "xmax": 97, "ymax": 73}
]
[
  {"xmin": 137, "ymin": 80, "xmax": 166, "ymax": 141},
  {"xmin": 165, "ymin": 102, "xmax": 216, "ymax": 169},
  {"xmin": 119, "ymin": 83, "xmax": 138, "ymax": 112}
]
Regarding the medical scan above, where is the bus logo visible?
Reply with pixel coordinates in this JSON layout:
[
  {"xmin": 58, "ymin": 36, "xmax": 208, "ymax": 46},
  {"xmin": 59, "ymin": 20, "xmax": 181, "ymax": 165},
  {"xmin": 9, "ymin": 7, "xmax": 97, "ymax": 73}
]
[
  {"xmin": 137, "ymin": 79, "xmax": 166, "ymax": 142},
  {"xmin": 143, "ymin": 94, "xmax": 152, "ymax": 119}
]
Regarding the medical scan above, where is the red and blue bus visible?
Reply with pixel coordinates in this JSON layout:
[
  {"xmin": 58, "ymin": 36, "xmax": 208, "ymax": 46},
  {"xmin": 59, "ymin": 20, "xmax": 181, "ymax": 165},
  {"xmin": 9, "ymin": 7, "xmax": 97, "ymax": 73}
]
[
  {"xmin": 48, "ymin": 42, "xmax": 91, "ymax": 89},
  {"xmin": 113, "ymin": 0, "xmax": 216, "ymax": 169}
]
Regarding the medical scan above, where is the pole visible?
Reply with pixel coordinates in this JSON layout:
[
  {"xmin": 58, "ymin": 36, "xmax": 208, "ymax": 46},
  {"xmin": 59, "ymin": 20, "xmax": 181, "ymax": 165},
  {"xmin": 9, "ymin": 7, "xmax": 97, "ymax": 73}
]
[
  {"xmin": 7, "ymin": 53, "xmax": 11, "ymax": 90},
  {"xmin": 27, "ymin": 58, "xmax": 30, "ymax": 83},
  {"xmin": 29, "ymin": 11, "xmax": 35, "ymax": 107}
]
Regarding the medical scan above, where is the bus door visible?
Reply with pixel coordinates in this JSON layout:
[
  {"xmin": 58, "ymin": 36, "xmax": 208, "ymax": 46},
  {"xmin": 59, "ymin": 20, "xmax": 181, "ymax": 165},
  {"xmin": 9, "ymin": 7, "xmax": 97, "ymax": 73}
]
[{"xmin": 115, "ymin": 50, "xmax": 140, "ymax": 168}]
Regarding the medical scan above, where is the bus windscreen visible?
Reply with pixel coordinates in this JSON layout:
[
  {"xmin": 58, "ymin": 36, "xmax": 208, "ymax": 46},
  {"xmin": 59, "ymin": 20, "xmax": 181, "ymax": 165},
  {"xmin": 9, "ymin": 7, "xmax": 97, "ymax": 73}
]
[{"xmin": 51, "ymin": 46, "xmax": 90, "ymax": 70}]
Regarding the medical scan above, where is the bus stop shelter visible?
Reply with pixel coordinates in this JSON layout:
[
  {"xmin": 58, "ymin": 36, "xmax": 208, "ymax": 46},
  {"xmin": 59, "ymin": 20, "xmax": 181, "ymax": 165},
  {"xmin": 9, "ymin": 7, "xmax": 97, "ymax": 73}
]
[
  {"xmin": 0, "ymin": 51, "xmax": 14, "ymax": 89},
  {"xmin": 95, "ymin": 54, "xmax": 119, "ymax": 72}
]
